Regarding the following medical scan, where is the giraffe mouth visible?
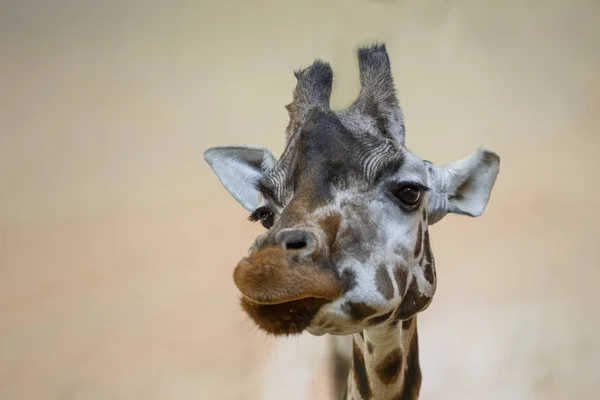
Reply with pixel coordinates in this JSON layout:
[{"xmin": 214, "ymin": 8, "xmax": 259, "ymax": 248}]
[
  {"xmin": 232, "ymin": 247, "xmax": 342, "ymax": 303},
  {"xmin": 240, "ymin": 293, "xmax": 330, "ymax": 305},
  {"xmin": 239, "ymin": 296, "xmax": 330, "ymax": 335},
  {"xmin": 233, "ymin": 246, "xmax": 342, "ymax": 335}
]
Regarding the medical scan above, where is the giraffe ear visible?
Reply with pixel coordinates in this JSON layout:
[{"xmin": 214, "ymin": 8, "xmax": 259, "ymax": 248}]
[
  {"xmin": 204, "ymin": 145, "xmax": 277, "ymax": 211},
  {"xmin": 426, "ymin": 148, "xmax": 500, "ymax": 224}
]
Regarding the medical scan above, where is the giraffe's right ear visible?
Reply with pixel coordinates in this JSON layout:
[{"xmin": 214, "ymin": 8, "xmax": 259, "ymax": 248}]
[
  {"xmin": 203, "ymin": 145, "xmax": 277, "ymax": 211},
  {"xmin": 425, "ymin": 148, "xmax": 500, "ymax": 225}
]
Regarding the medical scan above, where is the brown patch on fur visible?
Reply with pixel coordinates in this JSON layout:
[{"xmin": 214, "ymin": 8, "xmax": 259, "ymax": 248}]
[
  {"xmin": 376, "ymin": 264, "xmax": 394, "ymax": 300},
  {"xmin": 331, "ymin": 336, "xmax": 350, "ymax": 400},
  {"xmin": 319, "ymin": 212, "xmax": 341, "ymax": 248},
  {"xmin": 422, "ymin": 230, "xmax": 435, "ymax": 284},
  {"xmin": 275, "ymin": 196, "xmax": 312, "ymax": 230},
  {"xmin": 402, "ymin": 318, "xmax": 413, "ymax": 330},
  {"xmin": 413, "ymin": 223, "xmax": 423, "ymax": 258},
  {"xmin": 341, "ymin": 269, "xmax": 358, "ymax": 293},
  {"xmin": 423, "ymin": 263, "xmax": 435, "ymax": 285},
  {"xmin": 399, "ymin": 330, "xmax": 422, "ymax": 399},
  {"xmin": 394, "ymin": 277, "xmax": 432, "ymax": 320},
  {"xmin": 333, "ymin": 203, "xmax": 377, "ymax": 263},
  {"xmin": 368, "ymin": 310, "xmax": 394, "ymax": 326},
  {"xmin": 343, "ymin": 301, "xmax": 377, "ymax": 321},
  {"xmin": 353, "ymin": 337, "xmax": 372, "ymax": 399},
  {"xmin": 233, "ymin": 245, "xmax": 342, "ymax": 304},
  {"xmin": 333, "ymin": 226, "xmax": 369, "ymax": 263},
  {"xmin": 367, "ymin": 341, "xmax": 374, "ymax": 354},
  {"xmin": 375, "ymin": 348, "xmax": 403, "ymax": 385},
  {"xmin": 393, "ymin": 266, "xmax": 408, "ymax": 298},
  {"xmin": 240, "ymin": 296, "xmax": 328, "ymax": 335}
]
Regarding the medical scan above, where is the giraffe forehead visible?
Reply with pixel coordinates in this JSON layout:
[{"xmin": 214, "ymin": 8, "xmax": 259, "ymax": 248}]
[{"xmin": 261, "ymin": 112, "xmax": 406, "ymax": 206}]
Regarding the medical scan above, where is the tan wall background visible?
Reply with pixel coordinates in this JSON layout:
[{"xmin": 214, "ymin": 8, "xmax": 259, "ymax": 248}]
[{"xmin": 1, "ymin": 0, "xmax": 599, "ymax": 399}]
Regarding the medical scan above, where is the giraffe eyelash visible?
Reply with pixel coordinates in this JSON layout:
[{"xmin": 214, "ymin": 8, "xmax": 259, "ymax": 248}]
[
  {"xmin": 393, "ymin": 181, "xmax": 431, "ymax": 192},
  {"xmin": 248, "ymin": 206, "xmax": 271, "ymax": 222}
]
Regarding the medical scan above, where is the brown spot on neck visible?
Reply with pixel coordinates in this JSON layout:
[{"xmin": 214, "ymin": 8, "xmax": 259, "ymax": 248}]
[
  {"xmin": 375, "ymin": 348, "xmax": 403, "ymax": 385},
  {"xmin": 399, "ymin": 329, "xmax": 421, "ymax": 399},
  {"xmin": 352, "ymin": 337, "xmax": 372, "ymax": 399},
  {"xmin": 331, "ymin": 336, "xmax": 351, "ymax": 400},
  {"xmin": 366, "ymin": 341, "xmax": 374, "ymax": 354}
]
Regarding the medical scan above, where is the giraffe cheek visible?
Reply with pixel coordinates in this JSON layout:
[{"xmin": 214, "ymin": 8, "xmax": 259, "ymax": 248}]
[{"xmin": 393, "ymin": 277, "xmax": 435, "ymax": 321}]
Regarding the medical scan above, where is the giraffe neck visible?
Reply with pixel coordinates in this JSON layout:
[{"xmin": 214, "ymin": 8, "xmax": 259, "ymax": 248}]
[{"xmin": 344, "ymin": 317, "xmax": 421, "ymax": 400}]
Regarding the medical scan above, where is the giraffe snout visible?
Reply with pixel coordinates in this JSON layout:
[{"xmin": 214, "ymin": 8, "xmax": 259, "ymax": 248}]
[
  {"xmin": 232, "ymin": 245, "xmax": 341, "ymax": 305},
  {"xmin": 232, "ymin": 244, "xmax": 342, "ymax": 335}
]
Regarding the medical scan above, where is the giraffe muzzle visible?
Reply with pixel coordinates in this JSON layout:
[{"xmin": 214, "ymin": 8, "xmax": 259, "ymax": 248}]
[
  {"xmin": 233, "ymin": 245, "xmax": 341, "ymax": 304},
  {"xmin": 232, "ymin": 245, "xmax": 342, "ymax": 335}
]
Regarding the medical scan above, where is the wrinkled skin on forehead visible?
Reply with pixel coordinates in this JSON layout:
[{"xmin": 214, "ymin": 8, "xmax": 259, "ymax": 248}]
[
  {"xmin": 203, "ymin": 43, "xmax": 500, "ymax": 337},
  {"xmin": 261, "ymin": 110, "xmax": 404, "ymax": 225}
]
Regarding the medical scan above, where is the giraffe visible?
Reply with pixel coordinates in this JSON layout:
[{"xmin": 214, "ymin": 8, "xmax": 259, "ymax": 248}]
[{"xmin": 204, "ymin": 43, "xmax": 500, "ymax": 399}]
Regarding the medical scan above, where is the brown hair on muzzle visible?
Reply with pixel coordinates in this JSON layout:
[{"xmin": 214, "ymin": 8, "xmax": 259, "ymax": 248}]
[{"xmin": 232, "ymin": 236, "xmax": 342, "ymax": 335}]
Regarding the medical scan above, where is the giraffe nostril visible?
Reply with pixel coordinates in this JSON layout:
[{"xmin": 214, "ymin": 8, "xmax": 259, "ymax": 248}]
[
  {"xmin": 276, "ymin": 228, "xmax": 317, "ymax": 256},
  {"xmin": 285, "ymin": 240, "xmax": 307, "ymax": 250}
]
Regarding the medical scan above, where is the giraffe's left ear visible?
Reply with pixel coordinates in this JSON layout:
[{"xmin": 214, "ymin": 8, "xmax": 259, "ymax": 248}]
[
  {"xmin": 204, "ymin": 145, "xmax": 277, "ymax": 211},
  {"xmin": 425, "ymin": 148, "xmax": 500, "ymax": 225}
]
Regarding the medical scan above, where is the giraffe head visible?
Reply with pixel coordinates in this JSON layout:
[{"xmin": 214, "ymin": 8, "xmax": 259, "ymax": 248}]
[{"xmin": 204, "ymin": 44, "xmax": 500, "ymax": 336}]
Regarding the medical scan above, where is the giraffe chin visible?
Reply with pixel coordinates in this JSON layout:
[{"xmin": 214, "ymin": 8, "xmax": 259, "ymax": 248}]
[{"xmin": 240, "ymin": 296, "xmax": 330, "ymax": 336}]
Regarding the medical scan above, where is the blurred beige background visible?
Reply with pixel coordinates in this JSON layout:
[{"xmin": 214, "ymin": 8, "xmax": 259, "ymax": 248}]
[{"xmin": 1, "ymin": 0, "xmax": 599, "ymax": 399}]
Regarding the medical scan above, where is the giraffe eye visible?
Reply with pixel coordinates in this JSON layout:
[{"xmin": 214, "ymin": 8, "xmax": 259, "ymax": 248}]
[
  {"xmin": 391, "ymin": 183, "xmax": 426, "ymax": 209},
  {"xmin": 249, "ymin": 207, "xmax": 275, "ymax": 229}
]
